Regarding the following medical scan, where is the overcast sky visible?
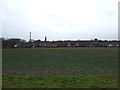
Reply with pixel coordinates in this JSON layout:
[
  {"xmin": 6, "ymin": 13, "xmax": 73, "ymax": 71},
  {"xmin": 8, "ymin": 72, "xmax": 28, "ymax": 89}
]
[{"xmin": 1, "ymin": 0, "xmax": 119, "ymax": 41}]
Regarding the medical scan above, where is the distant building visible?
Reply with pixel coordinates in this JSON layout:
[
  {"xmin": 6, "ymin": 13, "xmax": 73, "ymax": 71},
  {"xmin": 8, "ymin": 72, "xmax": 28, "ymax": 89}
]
[{"xmin": 68, "ymin": 42, "xmax": 71, "ymax": 47}]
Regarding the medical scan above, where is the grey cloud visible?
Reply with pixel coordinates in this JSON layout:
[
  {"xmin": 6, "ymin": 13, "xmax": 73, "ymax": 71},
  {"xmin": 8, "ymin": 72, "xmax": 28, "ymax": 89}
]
[
  {"xmin": 1, "ymin": 0, "xmax": 118, "ymax": 41},
  {"xmin": 44, "ymin": 14, "xmax": 72, "ymax": 28}
]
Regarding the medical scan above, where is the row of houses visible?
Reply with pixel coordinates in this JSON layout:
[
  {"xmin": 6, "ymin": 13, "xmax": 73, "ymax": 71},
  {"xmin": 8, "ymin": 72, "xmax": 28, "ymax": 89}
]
[
  {"xmin": 24, "ymin": 39, "xmax": 119, "ymax": 48},
  {"xmin": 1, "ymin": 37, "xmax": 119, "ymax": 48}
]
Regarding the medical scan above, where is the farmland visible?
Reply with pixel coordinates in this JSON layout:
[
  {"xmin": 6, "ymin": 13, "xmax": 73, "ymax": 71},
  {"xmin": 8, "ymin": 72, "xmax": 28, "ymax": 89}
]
[{"xmin": 2, "ymin": 47, "xmax": 119, "ymax": 88}]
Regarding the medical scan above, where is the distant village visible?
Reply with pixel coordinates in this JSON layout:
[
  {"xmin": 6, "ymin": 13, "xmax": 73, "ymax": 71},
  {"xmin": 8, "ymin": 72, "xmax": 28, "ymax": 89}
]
[{"xmin": 1, "ymin": 36, "xmax": 119, "ymax": 48}]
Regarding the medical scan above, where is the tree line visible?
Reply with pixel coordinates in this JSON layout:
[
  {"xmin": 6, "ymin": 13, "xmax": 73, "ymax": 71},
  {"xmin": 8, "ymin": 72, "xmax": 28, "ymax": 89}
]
[{"xmin": 1, "ymin": 38, "xmax": 26, "ymax": 48}]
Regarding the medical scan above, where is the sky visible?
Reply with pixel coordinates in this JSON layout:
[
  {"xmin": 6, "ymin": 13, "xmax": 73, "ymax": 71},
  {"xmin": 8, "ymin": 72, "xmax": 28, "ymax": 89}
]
[{"xmin": 1, "ymin": 0, "xmax": 119, "ymax": 41}]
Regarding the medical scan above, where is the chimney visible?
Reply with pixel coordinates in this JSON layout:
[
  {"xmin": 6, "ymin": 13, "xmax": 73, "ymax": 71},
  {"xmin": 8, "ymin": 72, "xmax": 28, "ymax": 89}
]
[{"xmin": 29, "ymin": 32, "xmax": 31, "ymax": 42}]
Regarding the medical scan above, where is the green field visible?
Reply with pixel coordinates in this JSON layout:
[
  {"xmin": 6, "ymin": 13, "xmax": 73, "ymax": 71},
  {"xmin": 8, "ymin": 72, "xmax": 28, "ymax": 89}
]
[{"xmin": 2, "ymin": 47, "xmax": 119, "ymax": 88}]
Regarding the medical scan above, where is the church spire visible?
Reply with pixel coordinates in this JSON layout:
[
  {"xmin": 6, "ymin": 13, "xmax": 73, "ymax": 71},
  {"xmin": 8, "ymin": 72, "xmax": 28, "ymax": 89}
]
[{"xmin": 45, "ymin": 36, "xmax": 47, "ymax": 42}]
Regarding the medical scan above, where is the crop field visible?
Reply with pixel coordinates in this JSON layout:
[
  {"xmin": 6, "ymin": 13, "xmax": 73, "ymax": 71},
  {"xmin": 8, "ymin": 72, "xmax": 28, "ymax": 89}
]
[{"xmin": 2, "ymin": 47, "xmax": 119, "ymax": 88}]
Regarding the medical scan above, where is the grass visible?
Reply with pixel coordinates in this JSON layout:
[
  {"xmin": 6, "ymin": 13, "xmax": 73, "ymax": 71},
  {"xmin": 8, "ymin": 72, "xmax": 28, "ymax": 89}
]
[
  {"xmin": 2, "ymin": 75, "xmax": 118, "ymax": 88},
  {"xmin": 2, "ymin": 47, "xmax": 119, "ymax": 88}
]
